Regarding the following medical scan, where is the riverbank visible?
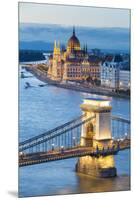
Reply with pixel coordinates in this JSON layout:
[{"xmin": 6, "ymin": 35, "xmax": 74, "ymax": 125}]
[{"xmin": 25, "ymin": 66, "xmax": 130, "ymax": 99}]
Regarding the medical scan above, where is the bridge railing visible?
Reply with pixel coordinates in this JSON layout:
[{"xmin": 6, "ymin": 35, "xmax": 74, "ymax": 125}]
[{"xmin": 19, "ymin": 115, "xmax": 130, "ymax": 154}]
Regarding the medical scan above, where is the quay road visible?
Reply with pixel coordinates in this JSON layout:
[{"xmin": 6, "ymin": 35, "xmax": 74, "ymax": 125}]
[
  {"xmin": 19, "ymin": 138, "xmax": 130, "ymax": 167},
  {"xmin": 24, "ymin": 65, "xmax": 130, "ymax": 99}
]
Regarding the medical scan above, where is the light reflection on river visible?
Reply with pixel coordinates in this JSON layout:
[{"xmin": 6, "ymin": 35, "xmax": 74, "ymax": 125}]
[{"xmin": 19, "ymin": 70, "xmax": 130, "ymax": 197}]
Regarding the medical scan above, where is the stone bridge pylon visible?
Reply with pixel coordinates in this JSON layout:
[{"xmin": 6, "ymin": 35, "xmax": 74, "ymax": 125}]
[{"xmin": 76, "ymin": 97, "xmax": 117, "ymax": 178}]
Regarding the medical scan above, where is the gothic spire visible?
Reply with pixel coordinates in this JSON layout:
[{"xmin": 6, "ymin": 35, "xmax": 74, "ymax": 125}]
[
  {"xmin": 54, "ymin": 40, "xmax": 57, "ymax": 48},
  {"xmin": 58, "ymin": 41, "xmax": 60, "ymax": 48},
  {"xmin": 73, "ymin": 26, "xmax": 75, "ymax": 36},
  {"xmin": 85, "ymin": 44, "xmax": 88, "ymax": 53}
]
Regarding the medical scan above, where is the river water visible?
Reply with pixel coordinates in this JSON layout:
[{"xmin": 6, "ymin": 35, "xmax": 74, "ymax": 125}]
[{"xmin": 19, "ymin": 69, "xmax": 130, "ymax": 197}]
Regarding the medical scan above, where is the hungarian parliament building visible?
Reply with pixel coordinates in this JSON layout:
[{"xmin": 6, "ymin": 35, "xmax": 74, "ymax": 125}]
[{"xmin": 47, "ymin": 28, "xmax": 101, "ymax": 81}]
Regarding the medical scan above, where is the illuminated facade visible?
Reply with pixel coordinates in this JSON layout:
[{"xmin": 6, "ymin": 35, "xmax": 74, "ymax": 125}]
[
  {"xmin": 76, "ymin": 97, "xmax": 117, "ymax": 178},
  {"xmin": 48, "ymin": 28, "xmax": 101, "ymax": 81},
  {"xmin": 101, "ymin": 55, "xmax": 130, "ymax": 90},
  {"xmin": 101, "ymin": 55, "xmax": 121, "ymax": 89},
  {"xmin": 119, "ymin": 69, "xmax": 130, "ymax": 90}
]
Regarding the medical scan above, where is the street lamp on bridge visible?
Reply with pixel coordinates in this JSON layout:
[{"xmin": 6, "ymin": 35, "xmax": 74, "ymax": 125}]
[
  {"xmin": 61, "ymin": 146, "xmax": 64, "ymax": 153},
  {"xmin": 73, "ymin": 137, "xmax": 76, "ymax": 147},
  {"xmin": 125, "ymin": 132, "xmax": 128, "ymax": 139},
  {"xmin": 52, "ymin": 143, "xmax": 55, "ymax": 151}
]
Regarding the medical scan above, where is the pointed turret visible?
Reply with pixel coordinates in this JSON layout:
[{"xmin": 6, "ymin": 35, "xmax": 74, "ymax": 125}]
[
  {"xmin": 85, "ymin": 44, "xmax": 88, "ymax": 53},
  {"xmin": 53, "ymin": 40, "xmax": 57, "ymax": 57},
  {"xmin": 57, "ymin": 41, "xmax": 61, "ymax": 54},
  {"xmin": 58, "ymin": 41, "xmax": 60, "ymax": 49},
  {"xmin": 53, "ymin": 39, "xmax": 61, "ymax": 61},
  {"xmin": 54, "ymin": 40, "xmax": 57, "ymax": 48},
  {"xmin": 83, "ymin": 44, "xmax": 86, "ymax": 54},
  {"xmin": 73, "ymin": 26, "xmax": 75, "ymax": 36}
]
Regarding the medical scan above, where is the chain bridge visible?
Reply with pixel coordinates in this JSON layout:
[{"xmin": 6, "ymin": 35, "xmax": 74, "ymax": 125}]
[
  {"xmin": 19, "ymin": 114, "xmax": 130, "ymax": 166},
  {"xmin": 19, "ymin": 98, "xmax": 130, "ymax": 177}
]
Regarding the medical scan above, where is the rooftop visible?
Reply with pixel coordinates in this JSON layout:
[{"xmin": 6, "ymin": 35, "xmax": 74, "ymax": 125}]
[{"xmin": 83, "ymin": 97, "xmax": 112, "ymax": 109}]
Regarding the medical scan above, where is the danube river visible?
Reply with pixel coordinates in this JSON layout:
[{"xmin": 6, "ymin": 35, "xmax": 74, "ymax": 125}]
[{"xmin": 19, "ymin": 69, "xmax": 130, "ymax": 197}]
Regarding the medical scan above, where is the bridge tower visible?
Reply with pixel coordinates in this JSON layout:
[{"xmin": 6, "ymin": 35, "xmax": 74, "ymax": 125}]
[{"xmin": 76, "ymin": 97, "xmax": 117, "ymax": 178}]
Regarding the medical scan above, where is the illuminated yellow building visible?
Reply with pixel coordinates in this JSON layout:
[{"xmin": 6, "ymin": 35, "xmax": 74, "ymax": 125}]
[{"xmin": 48, "ymin": 27, "xmax": 101, "ymax": 81}]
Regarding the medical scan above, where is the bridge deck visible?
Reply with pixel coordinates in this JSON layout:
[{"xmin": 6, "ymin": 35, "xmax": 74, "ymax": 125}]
[{"xmin": 19, "ymin": 139, "xmax": 130, "ymax": 167}]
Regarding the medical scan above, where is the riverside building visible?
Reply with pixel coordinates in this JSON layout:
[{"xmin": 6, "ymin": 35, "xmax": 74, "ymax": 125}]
[
  {"xmin": 47, "ymin": 28, "xmax": 101, "ymax": 82},
  {"xmin": 119, "ymin": 61, "xmax": 130, "ymax": 90},
  {"xmin": 101, "ymin": 55, "xmax": 130, "ymax": 91}
]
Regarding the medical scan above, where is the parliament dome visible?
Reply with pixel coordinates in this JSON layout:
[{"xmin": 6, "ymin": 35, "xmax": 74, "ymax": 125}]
[{"xmin": 67, "ymin": 27, "xmax": 80, "ymax": 52}]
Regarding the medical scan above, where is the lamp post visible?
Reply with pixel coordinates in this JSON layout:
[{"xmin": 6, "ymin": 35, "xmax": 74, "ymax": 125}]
[
  {"xmin": 61, "ymin": 146, "xmax": 64, "ymax": 153},
  {"xmin": 52, "ymin": 143, "xmax": 55, "ymax": 151},
  {"xmin": 73, "ymin": 137, "xmax": 76, "ymax": 147},
  {"xmin": 19, "ymin": 151, "xmax": 24, "ymax": 160},
  {"xmin": 117, "ymin": 139, "xmax": 120, "ymax": 150},
  {"xmin": 125, "ymin": 133, "xmax": 128, "ymax": 139}
]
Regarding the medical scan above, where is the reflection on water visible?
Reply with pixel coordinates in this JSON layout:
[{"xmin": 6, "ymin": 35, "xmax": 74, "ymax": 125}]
[
  {"xmin": 19, "ymin": 150, "xmax": 130, "ymax": 197},
  {"xmin": 77, "ymin": 174, "xmax": 130, "ymax": 193},
  {"xmin": 19, "ymin": 71, "xmax": 130, "ymax": 197}
]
